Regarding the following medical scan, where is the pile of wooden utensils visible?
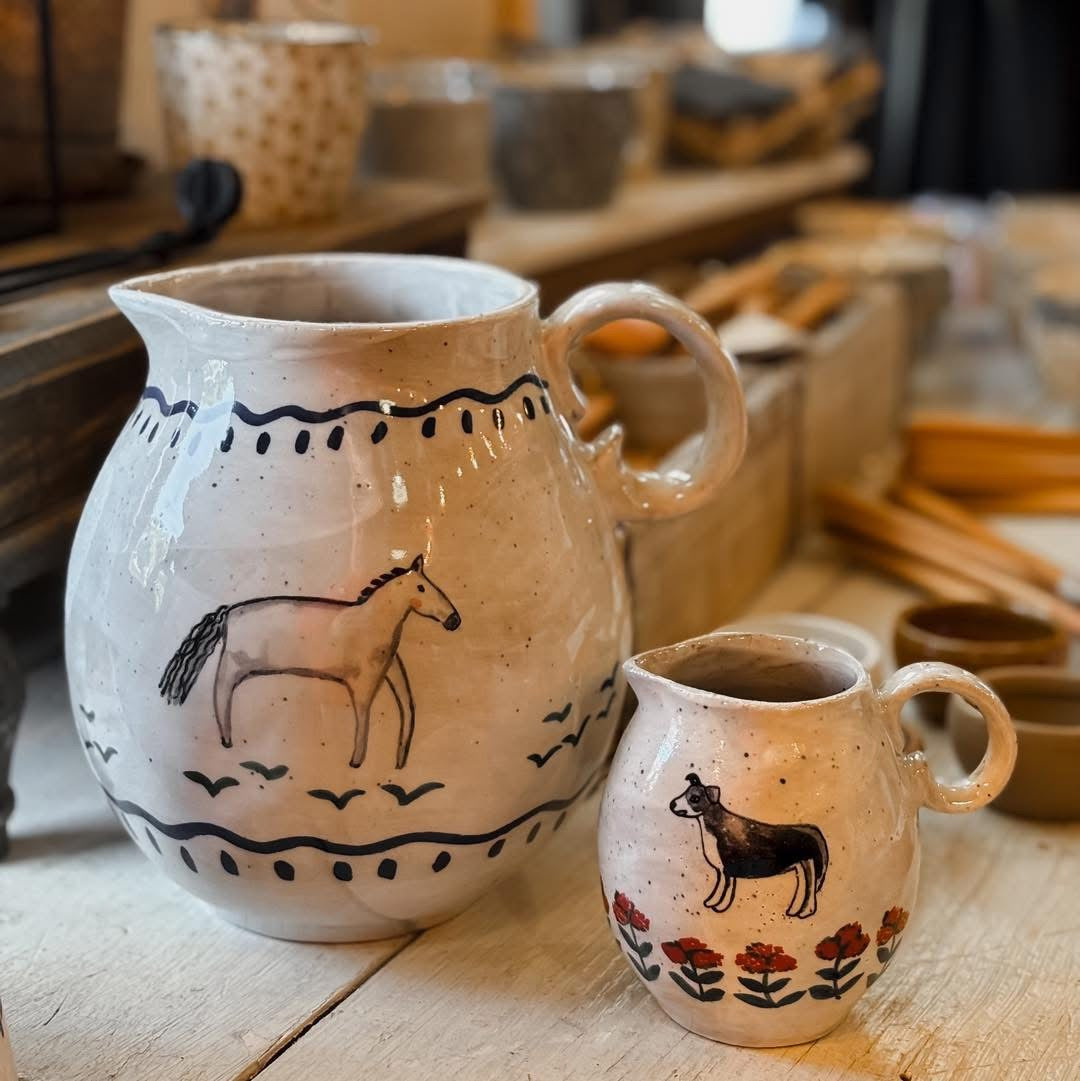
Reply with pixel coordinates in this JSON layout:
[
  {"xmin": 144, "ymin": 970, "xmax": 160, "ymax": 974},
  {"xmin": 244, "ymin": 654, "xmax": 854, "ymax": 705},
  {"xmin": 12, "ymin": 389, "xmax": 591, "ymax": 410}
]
[
  {"xmin": 577, "ymin": 253, "xmax": 855, "ymax": 440},
  {"xmin": 903, "ymin": 414, "xmax": 1080, "ymax": 515},
  {"xmin": 822, "ymin": 424, "xmax": 1080, "ymax": 634}
]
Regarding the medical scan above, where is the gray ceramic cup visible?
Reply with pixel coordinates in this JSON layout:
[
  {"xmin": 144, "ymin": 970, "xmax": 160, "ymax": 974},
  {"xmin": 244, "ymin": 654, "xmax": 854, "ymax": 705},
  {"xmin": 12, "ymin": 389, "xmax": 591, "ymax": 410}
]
[
  {"xmin": 493, "ymin": 62, "xmax": 639, "ymax": 212},
  {"xmin": 366, "ymin": 60, "xmax": 493, "ymax": 189}
]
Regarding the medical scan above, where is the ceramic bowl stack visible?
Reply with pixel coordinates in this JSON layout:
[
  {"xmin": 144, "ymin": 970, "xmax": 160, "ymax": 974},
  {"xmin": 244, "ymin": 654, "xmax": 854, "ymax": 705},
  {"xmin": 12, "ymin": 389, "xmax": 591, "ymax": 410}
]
[{"xmin": 155, "ymin": 20, "xmax": 371, "ymax": 228}]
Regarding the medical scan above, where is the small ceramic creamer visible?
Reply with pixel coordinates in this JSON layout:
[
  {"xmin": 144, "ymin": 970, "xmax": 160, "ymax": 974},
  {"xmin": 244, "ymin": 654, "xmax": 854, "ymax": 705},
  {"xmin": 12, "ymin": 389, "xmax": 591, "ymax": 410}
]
[
  {"xmin": 65, "ymin": 254, "xmax": 746, "ymax": 942},
  {"xmin": 598, "ymin": 632, "xmax": 1017, "ymax": 1047}
]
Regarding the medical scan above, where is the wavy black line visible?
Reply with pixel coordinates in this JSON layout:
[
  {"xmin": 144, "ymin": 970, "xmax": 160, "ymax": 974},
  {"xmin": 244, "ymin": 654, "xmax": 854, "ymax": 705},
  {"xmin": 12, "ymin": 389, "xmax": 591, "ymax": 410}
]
[
  {"xmin": 542, "ymin": 702, "xmax": 572, "ymax": 724},
  {"xmin": 141, "ymin": 373, "xmax": 548, "ymax": 428},
  {"xmin": 78, "ymin": 704, "xmax": 95, "ymax": 723},
  {"xmin": 597, "ymin": 691, "xmax": 617, "ymax": 720},
  {"xmin": 599, "ymin": 663, "xmax": 618, "ymax": 693},
  {"xmin": 101, "ymin": 765, "xmax": 600, "ymax": 856}
]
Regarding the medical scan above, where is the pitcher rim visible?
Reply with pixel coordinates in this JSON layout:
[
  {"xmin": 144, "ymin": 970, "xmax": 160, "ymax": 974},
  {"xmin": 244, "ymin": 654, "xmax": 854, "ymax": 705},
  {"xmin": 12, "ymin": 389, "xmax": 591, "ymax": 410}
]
[
  {"xmin": 109, "ymin": 253, "xmax": 539, "ymax": 334},
  {"xmin": 624, "ymin": 631, "xmax": 871, "ymax": 712}
]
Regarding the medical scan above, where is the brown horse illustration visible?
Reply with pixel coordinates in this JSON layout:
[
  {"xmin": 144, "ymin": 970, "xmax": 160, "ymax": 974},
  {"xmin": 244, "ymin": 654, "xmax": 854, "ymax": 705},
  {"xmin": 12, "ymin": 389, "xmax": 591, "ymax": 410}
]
[{"xmin": 159, "ymin": 555, "xmax": 460, "ymax": 768}]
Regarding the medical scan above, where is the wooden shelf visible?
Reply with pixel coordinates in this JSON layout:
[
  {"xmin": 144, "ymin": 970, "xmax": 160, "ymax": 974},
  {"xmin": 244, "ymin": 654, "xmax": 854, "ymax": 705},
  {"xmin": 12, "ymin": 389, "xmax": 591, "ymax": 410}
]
[
  {"xmin": 470, "ymin": 144, "xmax": 869, "ymax": 305},
  {"xmin": 0, "ymin": 179, "xmax": 487, "ymax": 595}
]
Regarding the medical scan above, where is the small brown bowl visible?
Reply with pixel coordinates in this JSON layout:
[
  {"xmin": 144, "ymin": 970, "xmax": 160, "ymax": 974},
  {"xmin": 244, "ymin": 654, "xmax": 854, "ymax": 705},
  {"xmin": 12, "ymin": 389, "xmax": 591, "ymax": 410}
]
[
  {"xmin": 894, "ymin": 602, "xmax": 1068, "ymax": 724},
  {"xmin": 947, "ymin": 666, "xmax": 1080, "ymax": 820}
]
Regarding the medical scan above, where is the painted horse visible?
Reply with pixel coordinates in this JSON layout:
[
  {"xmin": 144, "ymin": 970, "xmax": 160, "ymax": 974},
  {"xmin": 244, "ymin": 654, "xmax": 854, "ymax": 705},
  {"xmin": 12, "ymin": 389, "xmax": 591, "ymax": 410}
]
[
  {"xmin": 159, "ymin": 555, "xmax": 460, "ymax": 769},
  {"xmin": 670, "ymin": 773, "xmax": 828, "ymax": 919}
]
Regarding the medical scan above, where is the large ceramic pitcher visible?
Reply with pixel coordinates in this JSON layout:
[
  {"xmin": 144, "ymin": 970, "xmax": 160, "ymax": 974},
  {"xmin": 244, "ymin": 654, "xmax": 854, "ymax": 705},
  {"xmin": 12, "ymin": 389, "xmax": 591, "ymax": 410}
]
[{"xmin": 65, "ymin": 254, "xmax": 746, "ymax": 941}]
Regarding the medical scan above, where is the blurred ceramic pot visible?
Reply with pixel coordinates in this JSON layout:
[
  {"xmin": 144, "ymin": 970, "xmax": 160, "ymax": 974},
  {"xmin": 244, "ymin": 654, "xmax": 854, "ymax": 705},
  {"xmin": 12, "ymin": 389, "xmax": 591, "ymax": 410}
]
[
  {"xmin": 600, "ymin": 633, "xmax": 1016, "ymax": 1047},
  {"xmin": 1026, "ymin": 262, "xmax": 1080, "ymax": 404},
  {"xmin": 65, "ymin": 254, "xmax": 747, "ymax": 942},
  {"xmin": 894, "ymin": 602, "xmax": 1067, "ymax": 724},
  {"xmin": 948, "ymin": 666, "xmax": 1080, "ymax": 820},
  {"xmin": 155, "ymin": 19, "xmax": 370, "ymax": 227},
  {"xmin": 365, "ymin": 60, "xmax": 493, "ymax": 189},
  {"xmin": 493, "ymin": 62, "xmax": 639, "ymax": 211}
]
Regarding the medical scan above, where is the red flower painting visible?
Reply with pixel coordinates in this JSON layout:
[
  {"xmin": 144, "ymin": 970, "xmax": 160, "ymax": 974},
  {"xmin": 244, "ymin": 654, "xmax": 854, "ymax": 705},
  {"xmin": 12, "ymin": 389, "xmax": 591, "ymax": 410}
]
[
  {"xmin": 815, "ymin": 922, "xmax": 870, "ymax": 962},
  {"xmin": 733, "ymin": 943, "xmax": 804, "ymax": 1008},
  {"xmin": 661, "ymin": 938, "xmax": 724, "ymax": 969},
  {"xmin": 612, "ymin": 891, "xmax": 633, "ymax": 926},
  {"xmin": 736, "ymin": 943, "xmax": 799, "ymax": 975},
  {"xmin": 876, "ymin": 906, "xmax": 909, "ymax": 946},
  {"xmin": 867, "ymin": 906, "xmax": 910, "ymax": 988},
  {"xmin": 608, "ymin": 890, "xmax": 659, "ymax": 982},
  {"xmin": 662, "ymin": 937, "xmax": 726, "ymax": 1001},
  {"xmin": 810, "ymin": 922, "xmax": 870, "ymax": 1000}
]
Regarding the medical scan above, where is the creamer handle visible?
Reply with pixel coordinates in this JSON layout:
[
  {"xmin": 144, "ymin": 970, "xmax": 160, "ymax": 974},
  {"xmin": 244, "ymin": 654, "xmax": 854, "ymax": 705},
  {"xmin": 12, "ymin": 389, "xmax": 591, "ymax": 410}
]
[
  {"xmin": 878, "ymin": 662, "xmax": 1017, "ymax": 813},
  {"xmin": 542, "ymin": 282, "xmax": 747, "ymax": 522}
]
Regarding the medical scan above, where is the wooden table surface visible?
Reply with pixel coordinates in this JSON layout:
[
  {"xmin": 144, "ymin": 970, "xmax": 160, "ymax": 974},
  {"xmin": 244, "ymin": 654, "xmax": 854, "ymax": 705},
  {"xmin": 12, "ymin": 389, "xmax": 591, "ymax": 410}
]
[{"xmin": 5, "ymin": 514, "xmax": 1077, "ymax": 1081}]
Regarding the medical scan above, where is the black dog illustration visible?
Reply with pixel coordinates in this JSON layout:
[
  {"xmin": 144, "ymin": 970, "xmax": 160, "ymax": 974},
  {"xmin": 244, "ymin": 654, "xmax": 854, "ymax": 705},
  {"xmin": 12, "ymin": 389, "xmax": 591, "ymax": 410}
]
[{"xmin": 670, "ymin": 773, "xmax": 828, "ymax": 919}]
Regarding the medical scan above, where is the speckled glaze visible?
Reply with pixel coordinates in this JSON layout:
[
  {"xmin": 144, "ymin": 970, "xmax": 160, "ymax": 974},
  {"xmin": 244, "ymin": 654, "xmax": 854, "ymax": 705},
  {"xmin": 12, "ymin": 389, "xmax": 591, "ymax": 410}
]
[
  {"xmin": 155, "ymin": 20, "xmax": 370, "ymax": 227},
  {"xmin": 599, "ymin": 632, "xmax": 1017, "ymax": 1047},
  {"xmin": 65, "ymin": 253, "xmax": 747, "ymax": 942}
]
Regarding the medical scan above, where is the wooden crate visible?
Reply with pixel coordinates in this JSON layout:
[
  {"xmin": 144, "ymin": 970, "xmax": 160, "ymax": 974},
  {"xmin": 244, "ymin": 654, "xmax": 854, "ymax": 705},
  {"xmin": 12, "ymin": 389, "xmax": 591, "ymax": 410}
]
[
  {"xmin": 596, "ymin": 281, "xmax": 906, "ymax": 650},
  {"xmin": 625, "ymin": 367, "xmax": 800, "ymax": 651},
  {"xmin": 772, "ymin": 280, "xmax": 908, "ymax": 522}
]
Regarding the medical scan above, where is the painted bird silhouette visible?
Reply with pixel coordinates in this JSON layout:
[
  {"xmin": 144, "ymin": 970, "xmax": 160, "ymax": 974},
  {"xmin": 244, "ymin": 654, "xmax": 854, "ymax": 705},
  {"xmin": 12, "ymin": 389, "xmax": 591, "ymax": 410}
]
[
  {"xmin": 307, "ymin": 788, "xmax": 365, "ymax": 810},
  {"xmin": 380, "ymin": 781, "xmax": 444, "ymax": 805},
  {"xmin": 183, "ymin": 770, "xmax": 239, "ymax": 797}
]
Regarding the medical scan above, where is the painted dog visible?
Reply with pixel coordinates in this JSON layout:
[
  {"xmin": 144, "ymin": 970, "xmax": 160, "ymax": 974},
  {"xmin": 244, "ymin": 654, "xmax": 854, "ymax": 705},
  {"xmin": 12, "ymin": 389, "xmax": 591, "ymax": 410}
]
[{"xmin": 670, "ymin": 773, "xmax": 828, "ymax": 919}]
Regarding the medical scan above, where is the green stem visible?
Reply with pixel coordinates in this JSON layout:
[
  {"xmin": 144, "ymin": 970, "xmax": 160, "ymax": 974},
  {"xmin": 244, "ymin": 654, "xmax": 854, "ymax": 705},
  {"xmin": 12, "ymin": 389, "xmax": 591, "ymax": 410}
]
[
  {"xmin": 762, "ymin": 970, "xmax": 774, "ymax": 1006},
  {"xmin": 625, "ymin": 924, "xmax": 647, "ymax": 977},
  {"xmin": 690, "ymin": 959, "xmax": 705, "ymax": 999},
  {"xmin": 831, "ymin": 954, "xmax": 842, "ymax": 997}
]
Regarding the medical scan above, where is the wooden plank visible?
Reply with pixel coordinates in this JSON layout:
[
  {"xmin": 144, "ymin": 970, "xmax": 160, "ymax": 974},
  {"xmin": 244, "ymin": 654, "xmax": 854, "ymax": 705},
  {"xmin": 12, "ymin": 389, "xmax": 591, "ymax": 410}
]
[
  {"xmin": 470, "ymin": 146, "xmax": 869, "ymax": 306},
  {"xmin": 0, "ymin": 178, "xmax": 486, "ymax": 347},
  {"xmin": 2, "ymin": 667, "xmax": 410, "ymax": 1081},
  {"xmin": 627, "ymin": 368, "xmax": 800, "ymax": 650},
  {"xmin": 256, "ymin": 722, "xmax": 1080, "ymax": 1079}
]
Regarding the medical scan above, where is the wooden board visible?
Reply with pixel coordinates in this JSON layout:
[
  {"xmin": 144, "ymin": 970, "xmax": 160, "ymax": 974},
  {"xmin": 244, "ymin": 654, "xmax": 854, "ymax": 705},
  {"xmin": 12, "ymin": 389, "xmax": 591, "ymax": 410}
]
[
  {"xmin": 782, "ymin": 280, "xmax": 909, "ymax": 522},
  {"xmin": 627, "ymin": 367, "xmax": 800, "ymax": 650},
  {"xmin": 470, "ymin": 145, "xmax": 869, "ymax": 307},
  {"xmin": 0, "ymin": 178, "xmax": 486, "ymax": 591},
  {"xmin": 5, "ymin": 517, "xmax": 1077, "ymax": 1080},
  {"xmin": 2, "ymin": 667, "xmax": 412, "ymax": 1081}
]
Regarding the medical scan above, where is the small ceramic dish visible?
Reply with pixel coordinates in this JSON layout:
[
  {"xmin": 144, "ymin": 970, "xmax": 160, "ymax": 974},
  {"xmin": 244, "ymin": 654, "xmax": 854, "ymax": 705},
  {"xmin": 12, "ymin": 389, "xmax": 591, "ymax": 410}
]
[
  {"xmin": 722, "ymin": 612, "xmax": 884, "ymax": 684},
  {"xmin": 894, "ymin": 602, "xmax": 1068, "ymax": 724},
  {"xmin": 947, "ymin": 666, "xmax": 1080, "ymax": 820}
]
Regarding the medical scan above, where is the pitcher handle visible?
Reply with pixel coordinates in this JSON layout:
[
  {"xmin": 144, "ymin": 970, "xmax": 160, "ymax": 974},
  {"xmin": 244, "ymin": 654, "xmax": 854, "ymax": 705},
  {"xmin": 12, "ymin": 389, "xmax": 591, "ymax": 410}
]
[
  {"xmin": 542, "ymin": 282, "xmax": 747, "ymax": 522},
  {"xmin": 878, "ymin": 662, "xmax": 1017, "ymax": 813}
]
